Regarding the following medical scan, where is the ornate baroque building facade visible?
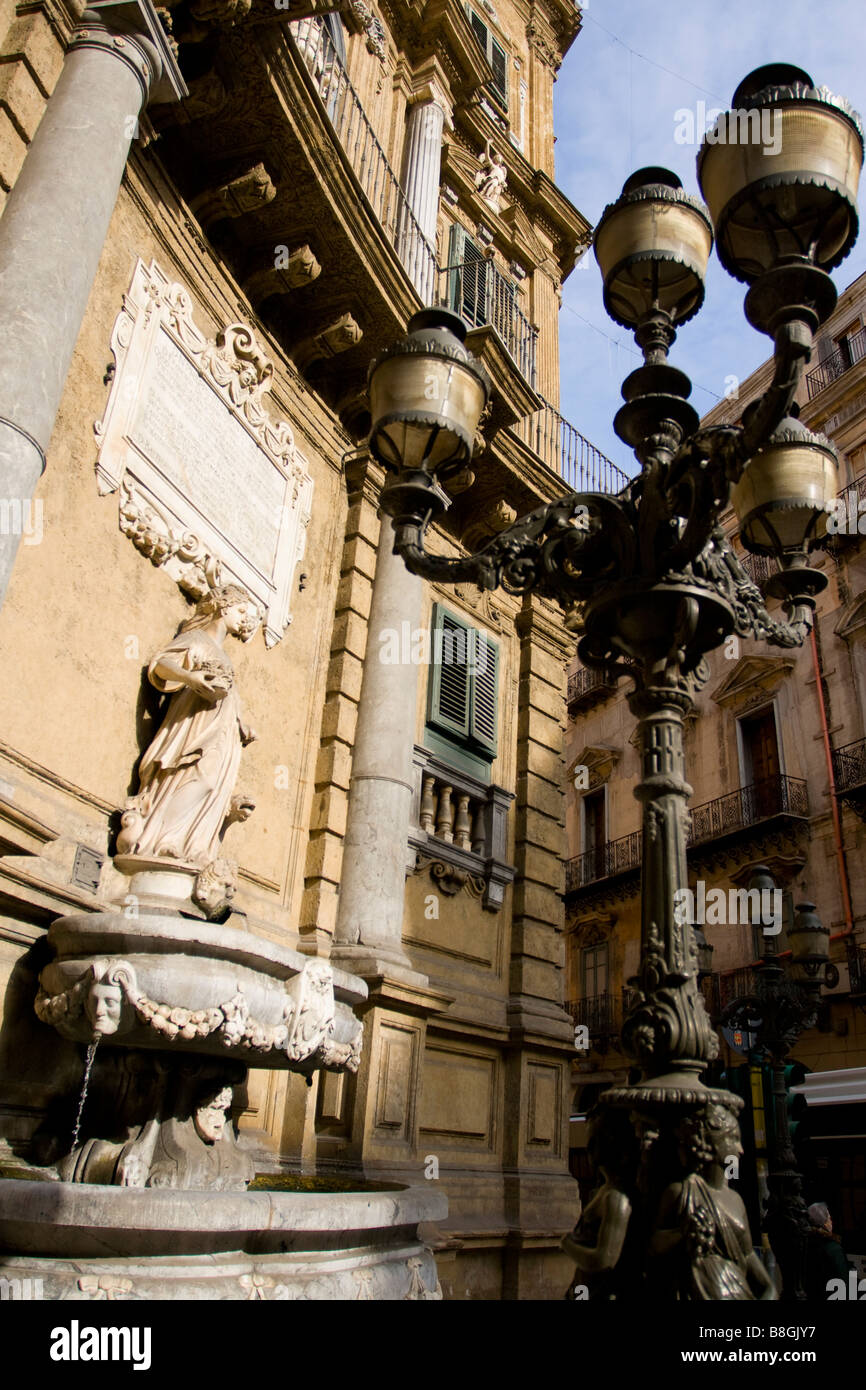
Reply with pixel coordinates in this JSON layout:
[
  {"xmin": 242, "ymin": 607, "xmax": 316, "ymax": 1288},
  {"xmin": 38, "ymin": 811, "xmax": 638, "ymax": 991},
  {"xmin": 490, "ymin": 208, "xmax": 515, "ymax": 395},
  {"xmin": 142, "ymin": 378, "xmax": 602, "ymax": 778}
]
[
  {"xmin": 0, "ymin": 0, "xmax": 621, "ymax": 1298},
  {"xmin": 564, "ymin": 269, "xmax": 866, "ymax": 1260}
]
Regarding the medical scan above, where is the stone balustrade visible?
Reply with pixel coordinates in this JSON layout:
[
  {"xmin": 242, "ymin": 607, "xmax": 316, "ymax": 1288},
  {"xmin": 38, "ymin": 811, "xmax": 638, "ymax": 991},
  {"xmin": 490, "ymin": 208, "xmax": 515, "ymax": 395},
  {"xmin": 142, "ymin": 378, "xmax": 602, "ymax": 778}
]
[{"xmin": 410, "ymin": 747, "xmax": 514, "ymax": 910}]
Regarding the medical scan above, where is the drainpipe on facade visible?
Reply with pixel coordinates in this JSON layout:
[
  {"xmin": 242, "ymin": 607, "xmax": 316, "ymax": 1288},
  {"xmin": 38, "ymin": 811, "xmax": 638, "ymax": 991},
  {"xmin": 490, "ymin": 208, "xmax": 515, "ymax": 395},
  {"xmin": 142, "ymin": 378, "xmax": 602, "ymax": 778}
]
[{"xmin": 810, "ymin": 626, "xmax": 855, "ymax": 937}]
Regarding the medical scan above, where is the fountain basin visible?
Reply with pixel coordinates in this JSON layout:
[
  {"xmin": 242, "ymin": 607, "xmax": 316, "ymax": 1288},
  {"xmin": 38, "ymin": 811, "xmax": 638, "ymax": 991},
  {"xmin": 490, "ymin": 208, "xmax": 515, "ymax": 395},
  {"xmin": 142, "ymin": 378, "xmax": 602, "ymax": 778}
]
[
  {"xmin": 36, "ymin": 911, "xmax": 366, "ymax": 1070},
  {"xmin": 0, "ymin": 1178, "xmax": 447, "ymax": 1299}
]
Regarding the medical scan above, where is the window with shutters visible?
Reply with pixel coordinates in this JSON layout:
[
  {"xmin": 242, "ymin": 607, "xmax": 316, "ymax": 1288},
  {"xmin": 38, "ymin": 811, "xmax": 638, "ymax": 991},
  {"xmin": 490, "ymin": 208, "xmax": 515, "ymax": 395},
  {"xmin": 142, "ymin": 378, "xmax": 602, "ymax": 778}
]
[
  {"xmin": 465, "ymin": 7, "xmax": 509, "ymax": 112},
  {"xmin": 426, "ymin": 603, "xmax": 499, "ymax": 781},
  {"xmin": 446, "ymin": 225, "xmax": 489, "ymax": 328}
]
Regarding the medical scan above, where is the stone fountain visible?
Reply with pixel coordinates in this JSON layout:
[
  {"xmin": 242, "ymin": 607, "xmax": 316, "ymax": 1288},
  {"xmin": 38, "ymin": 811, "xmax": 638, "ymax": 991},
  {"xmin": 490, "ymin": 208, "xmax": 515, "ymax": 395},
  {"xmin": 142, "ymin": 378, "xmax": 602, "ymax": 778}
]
[{"xmin": 0, "ymin": 585, "xmax": 445, "ymax": 1299}]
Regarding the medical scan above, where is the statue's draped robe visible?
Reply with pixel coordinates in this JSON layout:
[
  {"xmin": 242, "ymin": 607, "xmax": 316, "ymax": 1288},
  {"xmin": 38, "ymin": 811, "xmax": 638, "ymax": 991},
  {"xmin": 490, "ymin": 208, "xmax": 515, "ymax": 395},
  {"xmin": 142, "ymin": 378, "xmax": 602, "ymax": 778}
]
[
  {"xmin": 132, "ymin": 631, "xmax": 242, "ymax": 864},
  {"xmin": 675, "ymin": 1173, "xmax": 754, "ymax": 1300}
]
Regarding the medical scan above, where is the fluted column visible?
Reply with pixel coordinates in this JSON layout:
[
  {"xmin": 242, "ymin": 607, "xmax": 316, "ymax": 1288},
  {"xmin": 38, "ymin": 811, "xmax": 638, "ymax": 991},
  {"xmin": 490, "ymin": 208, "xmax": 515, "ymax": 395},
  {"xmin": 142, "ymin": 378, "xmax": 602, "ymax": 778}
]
[
  {"xmin": 397, "ymin": 79, "xmax": 450, "ymax": 303},
  {"xmin": 0, "ymin": 0, "xmax": 185, "ymax": 607},
  {"xmin": 332, "ymin": 514, "xmax": 425, "ymax": 980}
]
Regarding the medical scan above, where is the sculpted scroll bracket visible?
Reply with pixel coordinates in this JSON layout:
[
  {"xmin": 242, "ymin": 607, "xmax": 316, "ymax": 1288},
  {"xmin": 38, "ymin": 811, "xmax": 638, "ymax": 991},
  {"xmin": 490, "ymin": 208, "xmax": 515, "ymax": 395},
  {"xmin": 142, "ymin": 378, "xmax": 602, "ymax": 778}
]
[{"xmin": 95, "ymin": 257, "xmax": 314, "ymax": 648}]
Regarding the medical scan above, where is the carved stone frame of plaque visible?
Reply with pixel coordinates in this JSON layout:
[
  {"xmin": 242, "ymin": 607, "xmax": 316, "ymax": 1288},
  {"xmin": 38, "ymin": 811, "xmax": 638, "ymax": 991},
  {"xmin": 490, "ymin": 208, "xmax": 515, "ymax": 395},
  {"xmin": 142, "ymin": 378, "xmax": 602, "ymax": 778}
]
[{"xmin": 95, "ymin": 258, "xmax": 314, "ymax": 647}]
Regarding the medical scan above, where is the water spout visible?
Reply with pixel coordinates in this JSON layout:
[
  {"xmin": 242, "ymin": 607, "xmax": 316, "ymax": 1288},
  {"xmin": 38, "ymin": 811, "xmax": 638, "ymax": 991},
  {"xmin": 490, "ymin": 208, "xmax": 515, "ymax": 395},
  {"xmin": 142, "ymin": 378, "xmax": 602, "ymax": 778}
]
[{"xmin": 70, "ymin": 1039, "xmax": 99, "ymax": 1151}]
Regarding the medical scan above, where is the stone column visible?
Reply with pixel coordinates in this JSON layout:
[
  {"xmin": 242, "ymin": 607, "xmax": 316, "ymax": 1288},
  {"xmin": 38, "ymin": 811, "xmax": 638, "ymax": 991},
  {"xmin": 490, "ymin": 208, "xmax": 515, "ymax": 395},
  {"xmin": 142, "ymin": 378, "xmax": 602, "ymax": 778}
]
[
  {"xmin": 398, "ymin": 79, "xmax": 451, "ymax": 303},
  {"xmin": 0, "ymin": 0, "xmax": 185, "ymax": 608},
  {"xmin": 332, "ymin": 513, "xmax": 425, "ymax": 981}
]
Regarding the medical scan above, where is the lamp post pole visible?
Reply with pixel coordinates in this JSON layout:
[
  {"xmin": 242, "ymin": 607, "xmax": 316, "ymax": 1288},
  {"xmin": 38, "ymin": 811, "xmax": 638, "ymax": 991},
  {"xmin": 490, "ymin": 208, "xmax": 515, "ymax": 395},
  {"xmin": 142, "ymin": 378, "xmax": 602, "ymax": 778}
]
[{"xmin": 366, "ymin": 64, "xmax": 862, "ymax": 1299}]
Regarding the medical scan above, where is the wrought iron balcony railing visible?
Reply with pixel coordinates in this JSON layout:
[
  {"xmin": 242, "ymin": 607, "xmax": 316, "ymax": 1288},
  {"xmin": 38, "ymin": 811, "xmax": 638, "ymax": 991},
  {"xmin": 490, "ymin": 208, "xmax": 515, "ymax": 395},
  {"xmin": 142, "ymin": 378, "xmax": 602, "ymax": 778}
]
[
  {"xmin": 847, "ymin": 937, "xmax": 866, "ymax": 996},
  {"xmin": 827, "ymin": 470, "xmax": 866, "ymax": 544},
  {"xmin": 437, "ymin": 258, "xmax": 538, "ymax": 386},
  {"xmin": 566, "ymin": 777, "xmax": 808, "ymax": 894},
  {"xmin": 702, "ymin": 967, "xmax": 760, "ymax": 1024},
  {"xmin": 738, "ymin": 550, "xmax": 778, "ymax": 589},
  {"xmin": 565, "ymin": 829, "xmax": 642, "ymax": 891},
  {"xmin": 567, "ymin": 663, "xmax": 619, "ymax": 711},
  {"xmin": 805, "ymin": 326, "xmax": 866, "ymax": 399},
  {"xmin": 565, "ymin": 990, "xmax": 635, "ymax": 1046},
  {"xmin": 832, "ymin": 736, "xmax": 866, "ymax": 795},
  {"xmin": 515, "ymin": 396, "xmax": 630, "ymax": 494},
  {"xmin": 293, "ymin": 20, "xmax": 627, "ymax": 496},
  {"xmin": 291, "ymin": 19, "xmax": 437, "ymax": 301},
  {"xmin": 687, "ymin": 775, "xmax": 809, "ymax": 847}
]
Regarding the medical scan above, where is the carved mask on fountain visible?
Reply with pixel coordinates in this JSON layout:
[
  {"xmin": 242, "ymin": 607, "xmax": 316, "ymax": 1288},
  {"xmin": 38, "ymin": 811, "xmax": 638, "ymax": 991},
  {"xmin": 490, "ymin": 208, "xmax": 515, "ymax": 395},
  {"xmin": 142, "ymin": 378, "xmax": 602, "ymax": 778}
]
[{"xmin": 193, "ymin": 1085, "xmax": 234, "ymax": 1144}]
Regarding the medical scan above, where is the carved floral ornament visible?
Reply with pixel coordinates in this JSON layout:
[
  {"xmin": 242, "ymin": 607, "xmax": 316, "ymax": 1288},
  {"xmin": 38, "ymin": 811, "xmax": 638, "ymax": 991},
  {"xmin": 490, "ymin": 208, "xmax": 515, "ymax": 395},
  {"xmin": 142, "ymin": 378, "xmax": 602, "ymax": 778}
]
[
  {"xmin": 34, "ymin": 957, "xmax": 362, "ymax": 1071},
  {"xmin": 95, "ymin": 259, "xmax": 314, "ymax": 648}
]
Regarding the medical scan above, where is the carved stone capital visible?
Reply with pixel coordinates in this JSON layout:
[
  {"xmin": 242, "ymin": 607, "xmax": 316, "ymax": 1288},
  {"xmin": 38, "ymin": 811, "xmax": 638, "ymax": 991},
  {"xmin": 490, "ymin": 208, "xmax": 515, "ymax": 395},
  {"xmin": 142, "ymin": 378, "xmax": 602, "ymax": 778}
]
[
  {"xmin": 406, "ymin": 72, "xmax": 453, "ymax": 128},
  {"xmin": 73, "ymin": 0, "xmax": 187, "ymax": 105}
]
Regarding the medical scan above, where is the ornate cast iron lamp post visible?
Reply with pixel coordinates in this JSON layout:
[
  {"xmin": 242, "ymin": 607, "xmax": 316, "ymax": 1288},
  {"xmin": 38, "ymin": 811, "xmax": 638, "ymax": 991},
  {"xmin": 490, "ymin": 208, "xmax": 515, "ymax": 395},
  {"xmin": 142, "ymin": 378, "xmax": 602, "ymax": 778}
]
[
  {"xmin": 723, "ymin": 869, "xmax": 835, "ymax": 1300},
  {"xmin": 367, "ymin": 66, "xmax": 862, "ymax": 1299}
]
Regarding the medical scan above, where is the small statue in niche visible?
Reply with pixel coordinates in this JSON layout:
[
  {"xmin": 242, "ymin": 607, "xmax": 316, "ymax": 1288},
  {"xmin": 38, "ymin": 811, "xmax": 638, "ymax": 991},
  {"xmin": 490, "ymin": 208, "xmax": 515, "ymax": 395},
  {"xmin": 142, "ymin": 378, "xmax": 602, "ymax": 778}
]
[
  {"xmin": 651, "ymin": 1103, "xmax": 777, "ymax": 1300},
  {"xmin": 475, "ymin": 141, "xmax": 507, "ymax": 213},
  {"xmin": 562, "ymin": 1106, "xmax": 637, "ymax": 1299},
  {"xmin": 117, "ymin": 584, "xmax": 261, "ymax": 886}
]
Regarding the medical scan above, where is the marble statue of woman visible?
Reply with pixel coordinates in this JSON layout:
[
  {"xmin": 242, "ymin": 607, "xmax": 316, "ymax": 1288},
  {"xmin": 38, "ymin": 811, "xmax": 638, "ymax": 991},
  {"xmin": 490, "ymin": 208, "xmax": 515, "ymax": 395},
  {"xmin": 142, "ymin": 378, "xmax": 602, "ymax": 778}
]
[{"xmin": 117, "ymin": 584, "xmax": 261, "ymax": 868}]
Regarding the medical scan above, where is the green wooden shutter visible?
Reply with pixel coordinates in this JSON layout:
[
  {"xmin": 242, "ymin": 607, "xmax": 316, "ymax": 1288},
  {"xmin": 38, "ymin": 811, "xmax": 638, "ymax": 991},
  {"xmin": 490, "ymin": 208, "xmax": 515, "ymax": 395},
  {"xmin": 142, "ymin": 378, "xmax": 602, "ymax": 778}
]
[
  {"xmin": 447, "ymin": 223, "xmax": 467, "ymax": 314},
  {"xmin": 464, "ymin": 7, "xmax": 509, "ymax": 113},
  {"xmin": 470, "ymin": 628, "xmax": 499, "ymax": 756},
  {"xmin": 489, "ymin": 38, "xmax": 508, "ymax": 110},
  {"xmin": 428, "ymin": 604, "xmax": 471, "ymax": 739},
  {"xmin": 469, "ymin": 10, "xmax": 487, "ymax": 48},
  {"xmin": 427, "ymin": 604, "xmax": 499, "ymax": 768},
  {"xmin": 447, "ymin": 226, "xmax": 487, "ymax": 328}
]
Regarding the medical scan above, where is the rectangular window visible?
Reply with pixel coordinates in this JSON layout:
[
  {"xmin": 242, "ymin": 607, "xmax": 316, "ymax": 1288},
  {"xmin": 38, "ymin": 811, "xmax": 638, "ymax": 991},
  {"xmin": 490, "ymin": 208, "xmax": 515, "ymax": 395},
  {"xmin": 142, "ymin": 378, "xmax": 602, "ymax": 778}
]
[
  {"xmin": 738, "ymin": 705, "xmax": 781, "ymax": 818},
  {"xmin": 582, "ymin": 942, "xmax": 609, "ymax": 999},
  {"xmin": 426, "ymin": 603, "xmax": 499, "ymax": 780},
  {"xmin": 465, "ymin": 7, "xmax": 509, "ymax": 111},
  {"xmin": 447, "ymin": 224, "xmax": 488, "ymax": 327}
]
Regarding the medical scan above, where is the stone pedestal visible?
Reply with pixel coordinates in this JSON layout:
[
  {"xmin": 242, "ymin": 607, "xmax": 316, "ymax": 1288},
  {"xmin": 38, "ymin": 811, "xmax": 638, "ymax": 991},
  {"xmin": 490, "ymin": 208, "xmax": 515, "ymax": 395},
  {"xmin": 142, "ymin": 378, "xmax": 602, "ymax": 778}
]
[{"xmin": 0, "ymin": 0, "xmax": 185, "ymax": 607}]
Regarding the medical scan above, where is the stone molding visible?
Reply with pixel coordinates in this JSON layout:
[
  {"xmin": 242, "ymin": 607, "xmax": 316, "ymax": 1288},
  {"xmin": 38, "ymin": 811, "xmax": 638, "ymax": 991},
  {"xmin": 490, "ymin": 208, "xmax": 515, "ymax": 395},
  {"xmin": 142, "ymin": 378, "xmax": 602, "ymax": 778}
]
[{"xmin": 709, "ymin": 654, "xmax": 795, "ymax": 709}]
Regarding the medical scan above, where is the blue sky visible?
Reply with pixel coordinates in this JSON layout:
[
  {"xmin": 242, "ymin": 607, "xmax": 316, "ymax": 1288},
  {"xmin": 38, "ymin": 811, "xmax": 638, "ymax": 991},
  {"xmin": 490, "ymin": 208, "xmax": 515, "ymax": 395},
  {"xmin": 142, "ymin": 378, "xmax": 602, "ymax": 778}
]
[{"xmin": 553, "ymin": 0, "xmax": 866, "ymax": 477}]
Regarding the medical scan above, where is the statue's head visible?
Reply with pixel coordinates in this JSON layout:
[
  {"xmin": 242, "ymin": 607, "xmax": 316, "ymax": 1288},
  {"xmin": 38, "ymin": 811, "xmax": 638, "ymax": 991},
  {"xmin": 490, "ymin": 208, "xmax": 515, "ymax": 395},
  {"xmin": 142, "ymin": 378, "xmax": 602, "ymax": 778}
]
[
  {"xmin": 587, "ymin": 1106, "xmax": 637, "ymax": 1185},
  {"xmin": 83, "ymin": 960, "xmax": 136, "ymax": 1037},
  {"xmin": 676, "ymin": 1103, "xmax": 742, "ymax": 1173},
  {"xmin": 213, "ymin": 584, "xmax": 262, "ymax": 641},
  {"xmin": 193, "ymin": 1085, "xmax": 234, "ymax": 1144},
  {"xmin": 181, "ymin": 584, "xmax": 262, "ymax": 642}
]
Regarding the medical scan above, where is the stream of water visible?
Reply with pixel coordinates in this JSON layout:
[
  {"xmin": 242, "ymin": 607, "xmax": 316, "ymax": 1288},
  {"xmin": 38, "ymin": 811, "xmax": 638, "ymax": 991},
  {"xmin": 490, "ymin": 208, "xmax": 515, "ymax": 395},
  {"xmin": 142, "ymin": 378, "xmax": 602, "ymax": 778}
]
[{"xmin": 70, "ymin": 1039, "xmax": 99, "ymax": 1151}]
